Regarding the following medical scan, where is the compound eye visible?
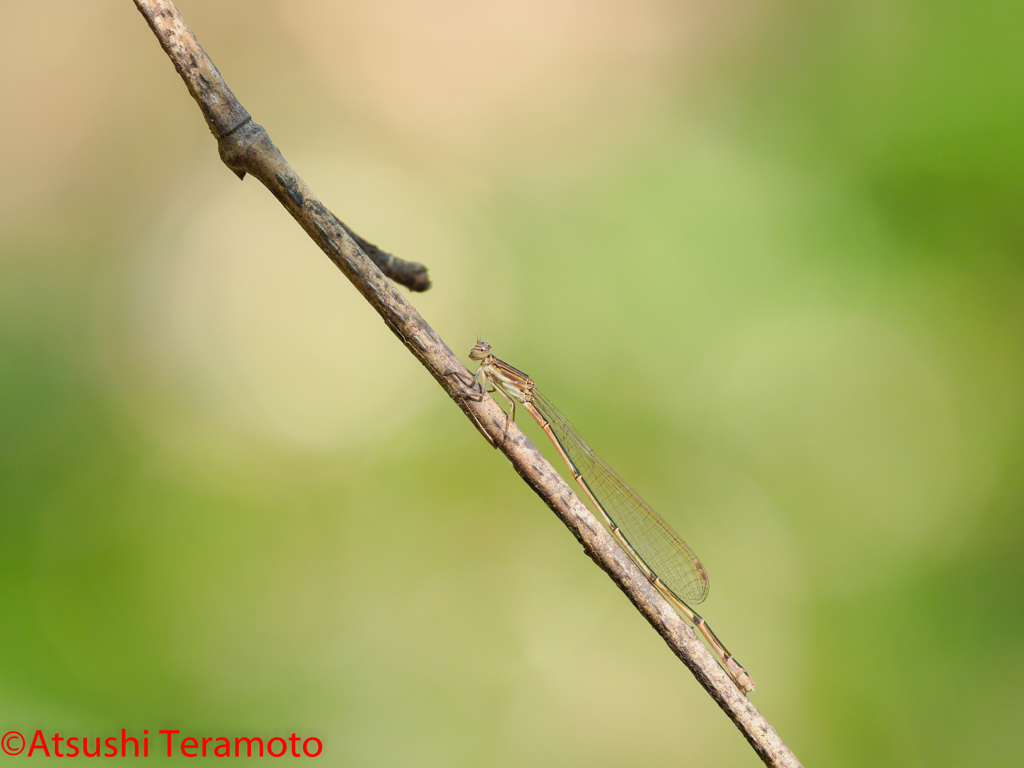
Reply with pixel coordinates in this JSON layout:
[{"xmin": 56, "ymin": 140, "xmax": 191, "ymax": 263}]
[{"xmin": 468, "ymin": 341, "xmax": 492, "ymax": 361}]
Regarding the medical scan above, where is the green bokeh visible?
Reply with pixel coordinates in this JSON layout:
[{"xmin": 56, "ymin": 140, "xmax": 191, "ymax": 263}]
[{"xmin": 2, "ymin": 2, "xmax": 1023, "ymax": 766}]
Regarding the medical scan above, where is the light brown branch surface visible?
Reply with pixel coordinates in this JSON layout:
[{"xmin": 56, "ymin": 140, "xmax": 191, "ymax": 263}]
[
  {"xmin": 131, "ymin": 2, "xmax": 802, "ymax": 766},
  {"xmin": 131, "ymin": 0, "xmax": 429, "ymax": 291}
]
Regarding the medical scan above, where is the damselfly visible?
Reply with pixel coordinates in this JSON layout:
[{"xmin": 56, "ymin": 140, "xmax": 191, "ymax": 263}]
[{"xmin": 467, "ymin": 341, "xmax": 754, "ymax": 693}]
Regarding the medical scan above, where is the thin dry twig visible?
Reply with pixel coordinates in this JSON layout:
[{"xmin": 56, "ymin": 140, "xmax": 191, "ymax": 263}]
[
  {"xmin": 133, "ymin": 2, "xmax": 430, "ymax": 292},
  {"xmin": 131, "ymin": 2, "xmax": 802, "ymax": 766}
]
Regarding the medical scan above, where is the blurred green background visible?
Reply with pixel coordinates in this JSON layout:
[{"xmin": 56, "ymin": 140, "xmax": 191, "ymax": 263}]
[{"xmin": 2, "ymin": 1, "xmax": 1023, "ymax": 765}]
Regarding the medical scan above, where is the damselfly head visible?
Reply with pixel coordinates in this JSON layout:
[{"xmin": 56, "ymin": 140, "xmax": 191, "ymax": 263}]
[{"xmin": 468, "ymin": 341, "xmax": 492, "ymax": 361}]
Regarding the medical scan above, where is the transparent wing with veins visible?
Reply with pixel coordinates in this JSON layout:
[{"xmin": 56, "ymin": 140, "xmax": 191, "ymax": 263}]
[{"xmin": 530, "ymin": 388, "xmax": 710, "ymax": 605}]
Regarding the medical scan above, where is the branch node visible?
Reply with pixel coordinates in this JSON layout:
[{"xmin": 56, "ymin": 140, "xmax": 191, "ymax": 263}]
[{"xmin": 217, "ymin": 118, "xmax": 268, "ymax": 179}]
